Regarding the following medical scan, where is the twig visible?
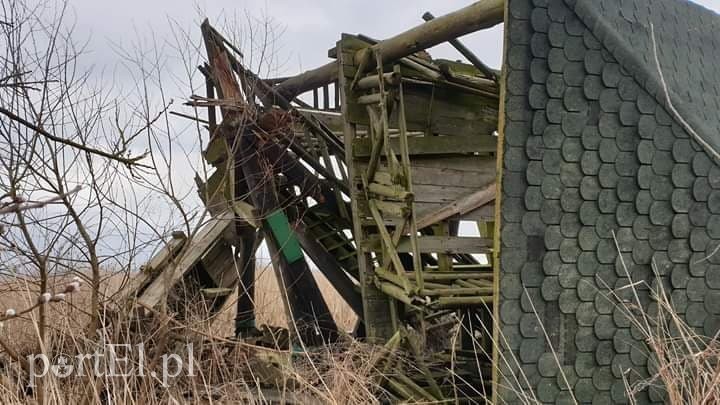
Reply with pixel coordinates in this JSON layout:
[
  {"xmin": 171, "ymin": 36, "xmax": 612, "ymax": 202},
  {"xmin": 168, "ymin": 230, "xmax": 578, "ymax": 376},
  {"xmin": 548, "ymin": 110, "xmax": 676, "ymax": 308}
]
[
  {"xmin": 0, "ymin": 185, "xmax": 82, "ymax": 215},
  {"xmin": 649, "ymin": 23, "xmax": 720, "ymax": 161},
  {"xmin": 0, "ymin": 106, "xmax": 148, "ymax": 167}
]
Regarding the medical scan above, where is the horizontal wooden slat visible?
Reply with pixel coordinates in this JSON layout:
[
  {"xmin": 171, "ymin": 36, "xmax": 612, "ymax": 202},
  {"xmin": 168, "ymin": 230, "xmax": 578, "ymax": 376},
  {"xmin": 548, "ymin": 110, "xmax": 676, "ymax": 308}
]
[
  {"xmin": 364, "ymin": 235, "xmax": 492, "ymax": 254},
  {"xmin": 353, "ymin": 134, "xmax": 496, "ymax": 157}
]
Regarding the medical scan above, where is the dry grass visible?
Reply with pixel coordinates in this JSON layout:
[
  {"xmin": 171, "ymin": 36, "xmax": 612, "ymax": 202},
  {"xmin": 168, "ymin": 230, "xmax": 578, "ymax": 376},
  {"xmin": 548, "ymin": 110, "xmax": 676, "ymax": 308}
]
[
  {"xmin": 0, "ymin": 266, "xmax": 365, "ymax": 404},
  {"xmin": 0, "ymin": 249, "xmax": 719, "ymax": 403},
  {"xmin": 210, "ymin": 261, "xmax": 358, "ymax": 335}
]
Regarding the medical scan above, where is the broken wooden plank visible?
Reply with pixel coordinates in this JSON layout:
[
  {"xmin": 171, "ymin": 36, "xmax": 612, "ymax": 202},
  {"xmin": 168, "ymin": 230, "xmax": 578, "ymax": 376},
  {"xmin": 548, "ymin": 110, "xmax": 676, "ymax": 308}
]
[
  {"xmin": 140, "ymin": 232, "xmax": 187, "ymax": 275},
  {"xmin": 125, "ymin": 232, "xmax": 188, "ymax": 300},
  {"xmin": 415, "ymin": 183, "xmax": 496, "ymax": 230},
  {"xmin": 136, "ymin": 212, "xmax": 235, "ymax": 308}
]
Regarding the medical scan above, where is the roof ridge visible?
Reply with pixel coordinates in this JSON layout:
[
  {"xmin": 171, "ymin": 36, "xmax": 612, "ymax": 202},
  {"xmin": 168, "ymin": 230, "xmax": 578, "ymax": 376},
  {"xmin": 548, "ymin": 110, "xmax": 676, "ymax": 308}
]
[{"xmin": 569, "ymin": 0, "xmax": 720, "ymax": 162}]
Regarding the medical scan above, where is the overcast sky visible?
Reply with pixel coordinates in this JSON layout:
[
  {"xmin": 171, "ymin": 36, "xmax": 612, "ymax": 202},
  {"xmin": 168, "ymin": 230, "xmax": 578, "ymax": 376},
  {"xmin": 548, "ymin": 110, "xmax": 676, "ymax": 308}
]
[{"xmin": 71, "ymin": 0, "xmax": 719, "ymax": 79}]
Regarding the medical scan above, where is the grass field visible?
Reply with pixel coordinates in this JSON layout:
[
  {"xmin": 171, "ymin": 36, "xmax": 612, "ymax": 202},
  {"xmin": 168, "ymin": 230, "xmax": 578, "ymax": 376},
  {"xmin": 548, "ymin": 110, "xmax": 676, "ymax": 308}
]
[{"xmin": 0, "ymin": 260, "xmax": 717, "ymax": 403}]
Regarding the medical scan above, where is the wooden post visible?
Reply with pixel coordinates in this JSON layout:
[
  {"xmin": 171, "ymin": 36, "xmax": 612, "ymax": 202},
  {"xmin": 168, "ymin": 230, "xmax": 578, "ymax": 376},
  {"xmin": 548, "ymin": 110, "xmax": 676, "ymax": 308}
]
[
  {"xmin": 234, "ymin": 227, "xmax": 259, "ymax": 335},
  {"xmin": 238, "ymin": 126, "xmax": 338, "ymax": 345}
]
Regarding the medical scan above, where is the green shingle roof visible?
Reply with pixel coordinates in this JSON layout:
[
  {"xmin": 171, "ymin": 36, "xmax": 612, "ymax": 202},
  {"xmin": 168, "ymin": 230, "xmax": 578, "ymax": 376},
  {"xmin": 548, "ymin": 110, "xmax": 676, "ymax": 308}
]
[{"xmin": 574, "ymin": 0, "xmax": 720, "ymax": 161}]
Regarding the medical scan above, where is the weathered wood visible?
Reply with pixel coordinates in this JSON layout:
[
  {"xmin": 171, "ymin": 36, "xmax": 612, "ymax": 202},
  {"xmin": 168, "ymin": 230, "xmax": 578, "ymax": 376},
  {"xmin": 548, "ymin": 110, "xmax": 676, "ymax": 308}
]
[
  {"xmin": 273, "ymin": 0, "xmax": 505, "ymax": 100},
  {"xmin": 365, "ymin": 235, "xmax": 492, "ymax": 254},
  {"xmin": 432, "ymin": 295, "xmax": 493, "ymax": 308},
  {"xmin": 353, "ymin": 134, "xmax": 496, "ymax": 157},
  {"xmin": 295, "ymin": 224, "xmax": 364, "ymax": 317},
  {"xmin": 235, "ymin": 227, "xmax": 259, "ymax": 334},
  {"xmin": 232, "ymin": 200, "xmax": 260, "ymax": 228},
  {"xmin": 201, "ymin": 20, "xmax": 244, "ymax": 113},
  {"xmin": 408, "ymin": 271, "xmax": 492, "ymax": 281},
  {"xmin": 239, "ymin": 125, "xmax": 338, "ymax": 344},
  {"xmin": 200, "ymin": 237, "xmax": 238, "ymax": 288},
  {"xmin": 297, "ymin": 109, "xmax": 344, "ymax": 133},
  {"xmin": 421, "ymin": 287, "xmax": 494, "ymax": 296},
  {"xmin": 415, "ymin": 183, "xmax": 496, "ymax": 230},
  {"xmin": 368, "ymin": 182, "xmax": 412, "ymax": 201},
  {"xmin": 125, "ymin": 233, "xmax": 187, "ymax": 300},
  {"xmin": 422, "ymin": 11, "xmax": 498, "ymax": 82},
  {"xmin": 201, "ymin": 288, "xmax": 234, "ymax": 298},
  {"xmin": 140, "ymin": 233, "xmax": 187, "ymax": 275},
  {"xmin": 339, "ymin": 42, "xmax": 394, "ymax": 341},
  {"xmin": 137, "ymin": 212, "xmax": 235, "ymax": 308},
  {"xmin": 368, "ymin": 200, "xmax": 413, "ymax": 286},
  {"xmin": 356, "ymin": 72, "xmax": 400, "ymax": 90}
]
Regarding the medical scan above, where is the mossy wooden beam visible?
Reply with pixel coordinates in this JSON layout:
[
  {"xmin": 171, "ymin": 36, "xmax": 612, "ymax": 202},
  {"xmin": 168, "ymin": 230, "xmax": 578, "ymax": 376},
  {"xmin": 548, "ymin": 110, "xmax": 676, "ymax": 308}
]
[
  {"xmin": 338, "ymin": 37, "xmax": 394, "ymax": 341},
  {"xmin": 273, "ymin": 0, "xmax": 505, "ymax": 100},
  {"xmin": 422, "ymin": 11, "xmax": 498, "ymax": 82}
]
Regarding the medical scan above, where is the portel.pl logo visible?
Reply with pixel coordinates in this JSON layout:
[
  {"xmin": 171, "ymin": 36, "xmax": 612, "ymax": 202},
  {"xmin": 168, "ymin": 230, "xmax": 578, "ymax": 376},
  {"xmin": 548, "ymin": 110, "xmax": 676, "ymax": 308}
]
[{"xmin": 27, "ymin": 343, "xmax": 195, "ymax": 387}]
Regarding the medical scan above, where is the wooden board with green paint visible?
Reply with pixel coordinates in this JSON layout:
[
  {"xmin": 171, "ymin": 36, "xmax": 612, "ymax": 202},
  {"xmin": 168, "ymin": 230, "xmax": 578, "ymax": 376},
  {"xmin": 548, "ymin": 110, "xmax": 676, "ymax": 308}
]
[{"xmin": 266, "ymin": 209, "xmax": 304, "ymax": 264}]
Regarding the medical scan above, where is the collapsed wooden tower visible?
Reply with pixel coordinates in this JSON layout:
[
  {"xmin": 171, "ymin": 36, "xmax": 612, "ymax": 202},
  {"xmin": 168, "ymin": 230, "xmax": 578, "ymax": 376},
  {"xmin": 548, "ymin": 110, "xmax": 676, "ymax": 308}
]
[
  {"xmin": 124, "ymin": 0, "xmax": 720, "ymax": 402},
  {"xmin": 126, "ymin": 1, "xmax": 504, "ymax": 400}
]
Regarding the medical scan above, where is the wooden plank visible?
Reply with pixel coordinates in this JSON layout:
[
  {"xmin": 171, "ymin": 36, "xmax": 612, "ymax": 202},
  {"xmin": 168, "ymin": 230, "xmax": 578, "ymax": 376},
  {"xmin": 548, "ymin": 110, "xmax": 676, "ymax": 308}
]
[
  {"xmin": 137, "ymin": 212, "xmax": 235, "ymax": 308},
  {"xmin": 353, "ymin": 135, "xmax": 496, "ymax": 157},
  {"xmin": 365, "ymin": 236, "xmax": 492, "ymax": 254},
  {"xmin": 200, "ymin": 238, "xmax": 238, "ymax": 289},
  {"xmin": 411, "ymin": 184, "xmax": 489, "ymax": 204},
  {"xmin": 399, "ymin": 83, "xmax": 498, "ymax": 136},
  {"xmin": 125, "ymin": 233, "xmax": 187, "ymax": 300},
  {"xmin": 406, "ymin": 155, "xmax": 493, "ymax": 172},
  {"xmin": 204, "ymin": 135, "xmax": 228, "ymax": 164},
  {"xmin": 461, "ymin": 203, "xmax": 495, "ymax": 221},
  {"xmin": 232, "ymin": 200, "xmax": 260, "ymax": 228},
  {"xmin": 492, "ymin": 2, "xmax": 509, "ymax": 400},
  {"xmin": 140, "ymin": 233, "xmax": 187, "ymax": 274},
  {"xmin": 415, "ymin": 183, "xmax": 496, "ymax": 230},
  {"xmin": 410, "ymin": 158, "xmax": 496, "ymax": 187},
  {"xmin": 346, "ymin": 78, "xmax": 498, "ymax": 135}
]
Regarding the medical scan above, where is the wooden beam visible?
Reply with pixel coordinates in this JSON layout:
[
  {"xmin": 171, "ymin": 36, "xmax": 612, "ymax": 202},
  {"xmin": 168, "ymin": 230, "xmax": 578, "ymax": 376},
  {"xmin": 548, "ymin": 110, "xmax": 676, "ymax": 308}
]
[
  {"xmin": 356, "ymin": 0, "xmax": 504, "ymax": 67},
  {"xmin": 238, "ymin": 125, "xmax": 338, "ymax": 344},
  {"xmin": 295, "ymin": 225, "xmax": 364, "ymax": 317},
  {"xmin": 365, "ymin": 235, "xmax": 493, "ymax": 254},
  {"xmin": 353, "ymin": 135, "xmax": 496, "ymax": 157},
  {"xmin": 297, "ymin": 109, "xmax": 344, "ymax": 133},
  {"xmin": 422, "ymin": 11, "xmax": 498, "ymax": 82},
  {"xmin": 235, "ymin": 227, "xmax": 259, "ymax": 334},
  {"xmin": 125, "ymin": 232, "xmax": 187, "ymax": 300},
  {"xmin": 201, "ymin": 20, "xmax": 244, "ymax": 111},
  {"xmin": 273, "ymin": 0, "xmax": 505, "ymax": 100}
]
